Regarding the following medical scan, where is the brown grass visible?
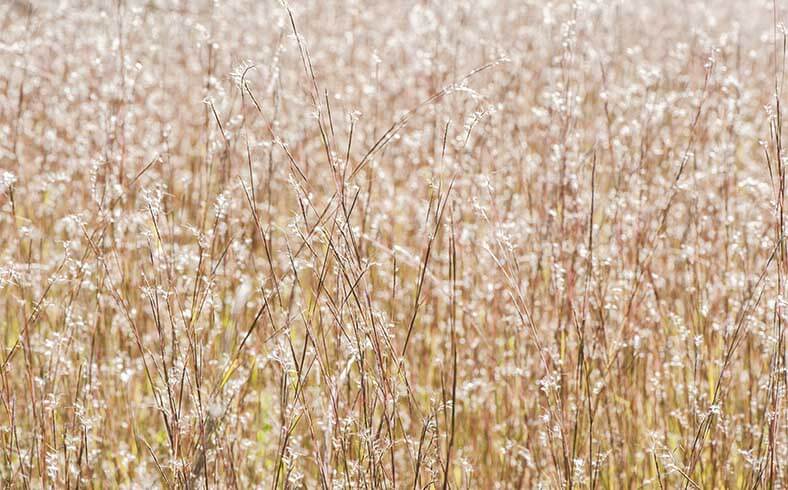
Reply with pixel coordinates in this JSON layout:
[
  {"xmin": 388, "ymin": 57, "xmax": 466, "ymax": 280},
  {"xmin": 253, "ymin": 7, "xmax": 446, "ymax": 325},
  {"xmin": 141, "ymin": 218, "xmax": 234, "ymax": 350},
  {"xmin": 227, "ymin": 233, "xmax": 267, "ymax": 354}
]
[{"xmin": 0, "ymin": 0, "xmax": 786, "ymax": 488}]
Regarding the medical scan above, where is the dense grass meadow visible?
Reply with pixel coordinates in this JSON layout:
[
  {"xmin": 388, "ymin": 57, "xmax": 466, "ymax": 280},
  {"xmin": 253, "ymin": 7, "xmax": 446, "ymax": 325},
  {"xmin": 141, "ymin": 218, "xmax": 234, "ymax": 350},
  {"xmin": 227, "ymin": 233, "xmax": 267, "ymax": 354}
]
[{"xmin": 1, "ymin": 0, "xmax": 787, "ymax": 487}]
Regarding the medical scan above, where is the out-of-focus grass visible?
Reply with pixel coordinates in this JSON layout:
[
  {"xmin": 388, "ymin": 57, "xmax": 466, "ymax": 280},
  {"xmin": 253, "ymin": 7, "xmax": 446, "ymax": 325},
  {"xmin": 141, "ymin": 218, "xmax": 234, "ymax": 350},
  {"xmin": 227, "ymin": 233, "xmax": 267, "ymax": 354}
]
[{"xmin": 0, "ymin": 0, "xmax": 786, "ymax": 488}]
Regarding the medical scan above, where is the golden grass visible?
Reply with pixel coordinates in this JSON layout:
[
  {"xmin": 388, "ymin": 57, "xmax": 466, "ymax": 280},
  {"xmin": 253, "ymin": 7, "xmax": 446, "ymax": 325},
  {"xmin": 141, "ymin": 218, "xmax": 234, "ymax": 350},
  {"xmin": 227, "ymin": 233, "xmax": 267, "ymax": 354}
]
[{"xmin": 0, "ymin": 0, "xmax": 786, "ymax": 487}]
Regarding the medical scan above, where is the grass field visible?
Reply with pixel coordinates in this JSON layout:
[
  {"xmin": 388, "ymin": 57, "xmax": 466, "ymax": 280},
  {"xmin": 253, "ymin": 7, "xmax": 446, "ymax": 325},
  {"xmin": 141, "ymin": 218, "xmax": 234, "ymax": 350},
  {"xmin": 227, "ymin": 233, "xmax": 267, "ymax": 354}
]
[{"xmin": 1, "ymin": 0, "xmax": 786, "ymax": 487}]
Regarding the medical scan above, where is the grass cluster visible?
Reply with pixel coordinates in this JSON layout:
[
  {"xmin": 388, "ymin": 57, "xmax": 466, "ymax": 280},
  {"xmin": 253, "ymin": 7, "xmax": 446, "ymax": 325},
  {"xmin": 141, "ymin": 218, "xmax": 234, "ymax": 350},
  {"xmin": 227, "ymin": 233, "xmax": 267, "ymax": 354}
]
[{"xmin": 0, "ymin": 0, "xmax": 786, "ymax": 487}]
